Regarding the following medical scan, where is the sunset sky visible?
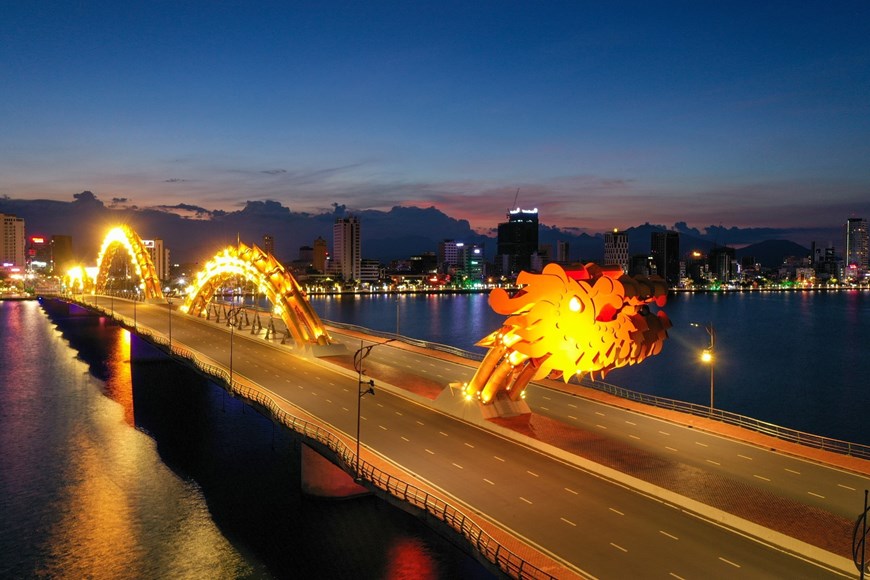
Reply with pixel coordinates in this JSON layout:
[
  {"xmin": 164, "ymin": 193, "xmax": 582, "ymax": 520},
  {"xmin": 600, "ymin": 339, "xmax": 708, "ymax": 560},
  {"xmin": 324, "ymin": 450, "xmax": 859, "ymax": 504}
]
[{"xmin": 2, "ymin": 2, "xmax": 868, "ymax": 235}]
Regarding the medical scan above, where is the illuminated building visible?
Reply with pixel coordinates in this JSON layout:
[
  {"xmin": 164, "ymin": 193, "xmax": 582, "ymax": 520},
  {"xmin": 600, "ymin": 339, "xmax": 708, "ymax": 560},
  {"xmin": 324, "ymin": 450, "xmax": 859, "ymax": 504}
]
[
  {"xmin": 603, "ymin": 229, "xmax": 629, "ymax": 273},
  {"xmin": 1, "ymin": 213, "xmax": 25, "ymax": 268},
  {"xmin": 844, "ymin": 217, "xmax": 868, "ymax": 279},
  {"xmin": 142, "ymin": 239, "xmax": 170, "ymax": 281},
  {"xmin": 438, "ymin": 239, "xmax": 462, "ymax": 272},
  {"xmin": 496, "ymin": 207, "xmax": 539, "ymax": 275},
  {"xmin": 333, "ymin": 216, "xmax": 361, "ymax": 282},
  {"xmin": 313, "ymin": 236, "xmax": 328, "ymax": 273},
  {"xmin": 709, "ymin": 246, "xmax": 736, "ymax": 283},
  {"xmin": 263, "ymin": 234, "xmax": 274, "ymax": 256},
  {"xmin": 27, "ymin": 236, "xmax": 51, "ymax": 273},
  {"xmin": 651, "ymin": 231, "xmax": 680, "ymax": 287}
]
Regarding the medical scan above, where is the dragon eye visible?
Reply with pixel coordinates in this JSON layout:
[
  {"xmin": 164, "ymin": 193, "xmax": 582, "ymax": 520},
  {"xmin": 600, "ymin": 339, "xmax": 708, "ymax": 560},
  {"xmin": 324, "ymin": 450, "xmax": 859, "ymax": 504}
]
[{"xmin": 568, "ymin": 296, "xmax": 582, "ymax": 312}]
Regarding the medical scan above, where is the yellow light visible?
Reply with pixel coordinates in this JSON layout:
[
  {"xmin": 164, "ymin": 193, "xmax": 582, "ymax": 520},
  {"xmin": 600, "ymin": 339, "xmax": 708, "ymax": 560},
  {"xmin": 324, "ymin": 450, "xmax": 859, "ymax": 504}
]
[{"xmin": 701, "ymin": 349, "xmax": 713, "ymax": 363}]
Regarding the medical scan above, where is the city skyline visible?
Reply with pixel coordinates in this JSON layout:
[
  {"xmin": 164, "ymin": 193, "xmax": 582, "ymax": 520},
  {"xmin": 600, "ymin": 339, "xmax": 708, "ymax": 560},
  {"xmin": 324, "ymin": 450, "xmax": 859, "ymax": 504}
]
[{"xmin": 2, "ymin": 3, "xmax": 869, "ymax": 236}]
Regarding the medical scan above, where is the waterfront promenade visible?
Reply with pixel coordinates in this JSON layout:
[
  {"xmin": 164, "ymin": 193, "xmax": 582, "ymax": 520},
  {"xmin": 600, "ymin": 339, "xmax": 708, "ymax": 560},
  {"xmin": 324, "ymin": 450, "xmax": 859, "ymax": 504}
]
[{"xmin": 69, "ymin": 297, "xmax": 867, "ymax": 578}]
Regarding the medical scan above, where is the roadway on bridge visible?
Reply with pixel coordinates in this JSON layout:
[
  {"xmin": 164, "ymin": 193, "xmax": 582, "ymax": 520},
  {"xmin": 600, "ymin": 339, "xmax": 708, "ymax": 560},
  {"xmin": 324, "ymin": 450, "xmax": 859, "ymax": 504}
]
[{"xmin": 96, "ymin": 299, "xmax": 856, "ymax": 578}]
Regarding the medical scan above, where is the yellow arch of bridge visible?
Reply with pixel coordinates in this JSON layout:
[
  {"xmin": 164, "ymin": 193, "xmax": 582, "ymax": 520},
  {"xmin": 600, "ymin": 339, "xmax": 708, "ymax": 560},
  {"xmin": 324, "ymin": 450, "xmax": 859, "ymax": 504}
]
[
  {"xmin": 180, "ymin": 242, "xmax": 331, "ymax": 347},
  {"xmin": 96, "ymin": 225, "xmax": 164, "ymax": 301}
]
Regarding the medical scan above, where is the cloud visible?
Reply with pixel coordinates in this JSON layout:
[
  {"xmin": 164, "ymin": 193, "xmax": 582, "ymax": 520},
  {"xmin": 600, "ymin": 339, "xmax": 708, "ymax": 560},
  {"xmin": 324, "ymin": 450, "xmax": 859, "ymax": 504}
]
[{"xmin": 164, "ymin": 178, "xmax": 188, "ymax": 183}]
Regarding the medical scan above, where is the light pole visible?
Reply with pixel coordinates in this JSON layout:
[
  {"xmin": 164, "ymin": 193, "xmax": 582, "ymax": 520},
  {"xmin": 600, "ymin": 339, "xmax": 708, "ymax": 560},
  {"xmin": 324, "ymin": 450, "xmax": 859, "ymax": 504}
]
[
  {"xmin": 227, "ymin": 307, "xmax": 238, "ymax": 387},
  {"xmin": 133, "ymin": 293, "xmax": 137, "ymax": 331},
  {"xmin": 167, "ymin": 297, "xmax": 173, "ymax": 351},
  {"xmin": 353, "ymin": 338, "xmax": 395, "ymax": 480},
  {"xmin": 691, "ymin": 322, "xmax": 715, "ymax": 412}
]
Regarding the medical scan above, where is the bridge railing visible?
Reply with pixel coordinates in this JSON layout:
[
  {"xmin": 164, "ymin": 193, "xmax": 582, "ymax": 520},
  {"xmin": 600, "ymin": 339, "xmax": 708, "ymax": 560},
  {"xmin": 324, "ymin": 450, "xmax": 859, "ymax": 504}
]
[
  {"xmin": 98, "ymin": 308, "xmax": 555, "ymax": 579},
  {"xmin": 575, "ymin": 375, "xmax": 870, "ymax": 460}
]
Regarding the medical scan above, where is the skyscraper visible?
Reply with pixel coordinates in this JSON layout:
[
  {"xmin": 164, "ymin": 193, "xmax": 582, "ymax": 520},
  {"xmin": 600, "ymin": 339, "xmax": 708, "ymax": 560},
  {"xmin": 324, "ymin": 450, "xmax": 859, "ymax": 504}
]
[
  {"xmin": 1, "ymin": 213, "xmax": 25, "ymax": 268},
  {"xmin": 313, "ymin": 237, "xmax": 328, "ymax": 273},
  {"xmin": 333, "ymin": 216, "xmax": 361, "ymax": 282},
  {"xmin": 844, "ymin": 217, "xmax": 868, "ymax": 279},
  {"xmin": 263, "ymin": 234, "xmax": 275, "ymax": 256},
  {"xmin": 603, "ymin": 229, "xmax": 629, "ymax": 273},
  {"xmin": 556, "ymin": 240, "xmax": 570, "ymax": 263},
  {"xmin": 496, "ymin": 208, "xmax": 539, "ymax": 275},
  {"xmin": 650, "ymin": 231, "xmax": 680, "ymax": 287}
]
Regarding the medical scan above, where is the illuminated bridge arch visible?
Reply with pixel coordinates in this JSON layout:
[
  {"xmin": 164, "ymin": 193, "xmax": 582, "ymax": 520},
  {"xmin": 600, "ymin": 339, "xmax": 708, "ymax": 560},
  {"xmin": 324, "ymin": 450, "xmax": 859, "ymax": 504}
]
[
  {"xmin": 96, "ymin": 225, "xmax": 164, "ymax": 301},
  {"xmin": 181, "ymin": 243, "xmax": 331, "ymax": 347}
]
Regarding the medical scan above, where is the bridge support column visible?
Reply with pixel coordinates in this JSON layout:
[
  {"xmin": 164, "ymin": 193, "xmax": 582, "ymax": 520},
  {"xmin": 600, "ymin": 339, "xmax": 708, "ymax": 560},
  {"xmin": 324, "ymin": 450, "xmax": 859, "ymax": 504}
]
[{"xmin": 300, "ymin": 443, "xmax": 369, "ymax": 498}]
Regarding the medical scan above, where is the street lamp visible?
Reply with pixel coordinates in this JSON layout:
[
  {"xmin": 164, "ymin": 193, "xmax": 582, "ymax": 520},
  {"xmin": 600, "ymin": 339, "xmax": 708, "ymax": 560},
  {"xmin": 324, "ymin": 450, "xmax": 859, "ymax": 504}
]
[
  {"xmin": 691, "ymin": 322, "xmax": 715, "ymax": 412},
  {"xmin": 167, "ymin": 296, "xmax": 173, "ymax": 351},
  {"xmin": 353, "ymin": 338, "xmax": 395, "ymax": 480},
  {"xmin": 227, "ymin": 307, "xmax": 239, "ymax": 387}
]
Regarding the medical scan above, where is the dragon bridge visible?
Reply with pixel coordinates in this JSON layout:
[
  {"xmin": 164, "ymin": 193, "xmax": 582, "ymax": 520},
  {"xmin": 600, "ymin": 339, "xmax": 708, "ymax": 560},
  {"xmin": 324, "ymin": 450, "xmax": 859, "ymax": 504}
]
[
  {"xmin": 181, "ymin": 242, "xmax": 331, "ymax": 347},
  {"xmin": 95, "ymin": 225, "xmax": 164, "ymax": 300},
  {"xmin": 464, "ymin": 263, "xmax": 671, "ymax": 407}
]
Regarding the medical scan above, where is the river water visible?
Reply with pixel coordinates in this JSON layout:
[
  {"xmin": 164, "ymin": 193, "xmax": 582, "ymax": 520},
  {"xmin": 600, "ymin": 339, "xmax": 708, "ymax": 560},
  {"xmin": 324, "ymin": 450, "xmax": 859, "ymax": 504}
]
[
  {"xmin": 309, "ymin": 289, "xmax": 870, "ymax": 446},
  {"xmin": 0, "ymin": 300, "xmax": 492, "ymax": 579}
]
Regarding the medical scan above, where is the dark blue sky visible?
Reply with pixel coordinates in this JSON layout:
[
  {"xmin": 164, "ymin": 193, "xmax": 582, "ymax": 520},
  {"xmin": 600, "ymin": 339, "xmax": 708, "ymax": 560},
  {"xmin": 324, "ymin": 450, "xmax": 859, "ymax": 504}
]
[{"xmin": 2, "ymin": 2, "xmax": 868, "ymax": 235}]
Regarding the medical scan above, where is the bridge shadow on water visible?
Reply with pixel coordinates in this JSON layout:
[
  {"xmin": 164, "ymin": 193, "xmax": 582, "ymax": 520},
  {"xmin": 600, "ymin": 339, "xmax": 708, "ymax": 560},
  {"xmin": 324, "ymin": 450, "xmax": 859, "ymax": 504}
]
[{"xmin": 48, "ymin": 307, "xmax": 494, "ymax": 579}]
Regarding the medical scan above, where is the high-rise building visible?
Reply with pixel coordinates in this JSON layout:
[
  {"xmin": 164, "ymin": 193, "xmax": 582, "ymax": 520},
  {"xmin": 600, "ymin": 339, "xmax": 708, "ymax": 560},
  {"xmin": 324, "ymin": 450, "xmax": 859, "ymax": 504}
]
[
  {"xmin": 313, "ymin": 237, "xmax": 328, "ymax": 273},
  {"xmin": 1, "ymin": 213, "xmax": 26, "ymax": 268},
  {"xmin": 496, "ymin": 208, "xmax": 539, "ymax": 275},
  {"xmin": 143, "ymin": 239, "xmax": 170, "ymax": 281},
  {"xmin": 556, "ymin": 240, "xmax": 570, "ymax": 263},
  {"xmin": 438, "ymin": 240, "xmax": 462, "ymax": 272},
  {"xmin": 844, "ymin": 218, "xmax": 868, "ymax": 279},
  {"xmin": 50, "ymin": 235, "xmax": 74, "ymax": 274},
  {"xmin": 650, "ymin": 231, "xmax": 680, "ymax": 287},
  {"xmin": 263, "ymin": 234, "xmax": 275, "ymax": 256},
  {"xmin": 709, "ymin": 246, "xmax": 736, "ymax": 282},
  {"xmin": 333, "ymin": 216, "xmax": 361, "ymax": 282},
  {"xmin": 603, "ymin": 229, "xmax": 629, "ymax": 273}
]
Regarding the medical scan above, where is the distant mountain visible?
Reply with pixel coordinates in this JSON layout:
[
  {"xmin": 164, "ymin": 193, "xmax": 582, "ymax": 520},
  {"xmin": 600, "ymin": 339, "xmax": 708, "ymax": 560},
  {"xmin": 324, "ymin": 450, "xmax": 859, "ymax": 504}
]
[
  {"xmin": 736, "ymin": 240, "xmax": 811, "ymax": 269},
  {"xmin": 0, "ymin": 192, "xmax": 830, "ymax": 267}
]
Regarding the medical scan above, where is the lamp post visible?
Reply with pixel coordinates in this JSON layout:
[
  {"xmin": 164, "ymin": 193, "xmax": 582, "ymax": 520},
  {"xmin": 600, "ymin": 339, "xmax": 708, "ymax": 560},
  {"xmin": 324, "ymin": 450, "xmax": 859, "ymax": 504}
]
[
  {"xmin": 353, "ymin": 338, "xmax": 395, "ymax": 480},
  {"xmin": 133, "ymin": 292, "xmax": 137, "ymax": 331},
  {"xmin": 227, "ymin": 307, "xmax": 238, "ymax": 387},
  {"xmin": 167, "ymin": 297, "xmax": 173, "ymax": 351},
  {"xmin": 691, "ymin": 322, "xmax": 715, "ymax": 412}
]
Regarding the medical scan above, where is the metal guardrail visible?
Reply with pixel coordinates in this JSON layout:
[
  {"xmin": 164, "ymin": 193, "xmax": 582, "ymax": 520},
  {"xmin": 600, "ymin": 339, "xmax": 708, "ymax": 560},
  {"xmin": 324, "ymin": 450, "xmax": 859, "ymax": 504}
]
[
  {"xmin": 575, "ymin": 375, "xmax": 870, "ymax": 461},
  {"xmin": 73, "ymin": 301, "xmax": 554, "ymax": 580}
]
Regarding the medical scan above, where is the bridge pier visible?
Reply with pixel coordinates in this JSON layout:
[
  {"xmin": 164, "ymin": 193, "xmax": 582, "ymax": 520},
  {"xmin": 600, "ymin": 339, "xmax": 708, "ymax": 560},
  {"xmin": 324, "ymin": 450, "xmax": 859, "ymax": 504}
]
[{"xmin": 299, "ymin": 442, "xmax": 369, "ymax": 499}]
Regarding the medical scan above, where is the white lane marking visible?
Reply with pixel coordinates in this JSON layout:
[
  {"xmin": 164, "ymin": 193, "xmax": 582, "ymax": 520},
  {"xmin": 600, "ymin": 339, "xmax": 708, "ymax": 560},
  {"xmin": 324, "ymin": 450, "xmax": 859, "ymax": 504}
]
[
  {"xmin": 564, "ymin": 487, "xmax": 578, "ymax": 495},
  {"xmin": 695, "ymin": 441, "xmax": 709, "ymax": 447},
  {"xmin": 839, "ymin": 484, "xmax": 857, "ymax": 491},
  {"xmin": 376, "ymin": 403, "xmax": 384, "ymax": 408},
  {"xmin": 596, "ymin": 424, "xmax": 608, "ymax": 430},
  {"xmin": 452, "ymin": 463, "xmax": 463, "ymax": 469},
  {"xmin": 341, "ymin": 407, "xmax": 349, "ymax": 412},
  {"xmin": 311, "ymin": 391, "xmax": 318, "ymax": 397},
  {"xmin": 718, "ymin": 557, "xmax": 740, "ymax": 568},
  {"xmin": 625, "ymin": 420, "xmax": 636, "ymax": 426},
  {"xmin": 379, "ymin": 425, "xmax": 387, "ymax": 431},
  {"xmin": 754, "ymin": 474, "xmax": 771, "ymax": 482},
  {"xmin": 659, "ymin": 430, "xmax": 670, "ymax": 436},
  {"xmin": 401, "ymin": 436, "xmax": 410, "ymax": 442},
  {"xmin": 464, "ymin": 442, "xmax": 474, "ymax": 448},
  {"xmin": 540, "ymin": 406, "xmax": 550, "ymax": 411},
  {"xmin": 561, "ymin": 517, "xmax": 577, "ymax": 526},
  {"xmin": 483, "ymin": 478, "xmax": 495, "ymax": 485},
  {"xmin": 274, "ymin": 374, "xmax": 280, "ymax": 378},
  {"xmin": 659, "ymin": 530, "xmax": 679, "ymax": 540},
  {"xmin": 568, "ymin": 403, "xmax": 577, "ymax": 408},
  {"xmin": 665, "ymin": 446, "xmax": 678, "ymax": 452},
  {"xmin": 360, "ymin": 416, "xmax": 367, "ymax": 421},
  {"xmin": 808, "ymin": 491, "xmax": 825, "ymax": 499},
  {"xmin": 706, "ymin": 459, "xmax": 721, "ymax": 466},
  {"xmin": 395, "ymin": 411, "xmax": 403, "ymax": 416},
  {"xmin": 416, "ymin": 420, "xmax": 424, "ymax": 426},
  {"xmin": 568, "ymin": 415, "xmax": 578, "ymax": 420},
  {"xmin": 738, "ymin": 454, "xmax": 753, "ymax": 460},
  {"xmin": 326, "ymin": 399, "xmax": 332, "ymax": 404},
  {"xmin": 595, "ymin": 411, "xmax": 605, "ymax": 416},
  {"xmin": 526, "ymin": 470, "xmax": 539, "ymax": 477},
  {"xmin": 439, "ymin": 431, "xmax": 449, "ymax": 437},
  {"xmin": 494, "ymin": 456, "xmax": 505, "ymax": 462},
  {"xmin": 610, "ymin": 543, "xmax": 627, "ymax": 553},
  {"xmin": 297, "ymin": 385, "xmax": 304, "ymax": 389},
  {"xmin": 785, "ymin": 468, "xmax": 801, "ymax": 475},
  {"xmin": 669, "ymin": 573, "xmax": 686, "ymax": 580},
  {"xmin": 519, "ymin": 497, "xmax": 532, "ymax": 505},
  {"xmin": 329, "ymin": 382, "xmax": 335, "ymax": 386},
  {"xmin": 609, "ymin": 508, "xmax": 624, "ymax": 516},
  {"xmin": 425, "ymin": 449, "xmax": 434, "ymax": 455},
  {"xmin": 629, "ymin": 434, "xmax": 641, "ymax": 440},
  {"xmin": 285, "ymin": 379, "xmax": 291, "ymax": 383},
  {"xmin": 543, "ymin": 396, "xmax": 551, "ymax": 401}
]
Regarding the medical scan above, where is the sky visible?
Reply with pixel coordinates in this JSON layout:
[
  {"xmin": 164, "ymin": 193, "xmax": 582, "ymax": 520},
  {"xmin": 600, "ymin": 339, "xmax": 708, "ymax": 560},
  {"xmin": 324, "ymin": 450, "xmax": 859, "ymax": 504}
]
[{"xmin": 2, "ymin": 1, "xmax": 869, "ymax": 236}]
